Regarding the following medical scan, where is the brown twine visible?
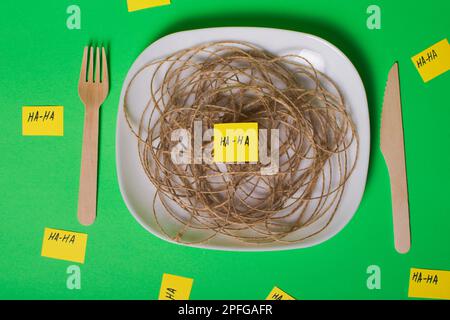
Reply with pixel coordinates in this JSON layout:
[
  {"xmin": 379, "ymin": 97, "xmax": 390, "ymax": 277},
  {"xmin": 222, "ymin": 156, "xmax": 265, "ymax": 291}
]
[{"xmin": 123, "ymin": 41, "xmax": 359, "ymax": 246}]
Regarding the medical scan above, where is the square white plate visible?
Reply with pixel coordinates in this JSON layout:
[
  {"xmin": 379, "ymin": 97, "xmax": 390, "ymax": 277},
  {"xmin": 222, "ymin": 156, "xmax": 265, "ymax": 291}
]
[{"xmin": 116, "ymin": 27, "xmax": 370, "ymax": 251}]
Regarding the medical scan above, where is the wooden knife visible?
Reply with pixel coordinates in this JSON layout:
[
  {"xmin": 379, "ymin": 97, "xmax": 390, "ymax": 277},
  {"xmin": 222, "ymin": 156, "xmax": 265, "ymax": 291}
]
[{"xmin": 380, "ymin": 62, "xmax": 411, "ymax": 254}]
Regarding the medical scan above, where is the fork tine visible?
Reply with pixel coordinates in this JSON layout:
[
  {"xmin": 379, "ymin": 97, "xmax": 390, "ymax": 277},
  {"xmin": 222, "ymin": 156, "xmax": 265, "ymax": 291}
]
[
  {"xmin": 95, "ymin": 47, "xmax": 100, "ymax": 83},
  {"xmin": 102, "ymin": 47, "xmax": 108, "ymax": 84},
  {"xmin": 88, "ymin": 46, "xmax": 94, "ymax": 82},
  {"xmin": 79, "ymin": 46, "xmax": 88, "ymax": 82}
]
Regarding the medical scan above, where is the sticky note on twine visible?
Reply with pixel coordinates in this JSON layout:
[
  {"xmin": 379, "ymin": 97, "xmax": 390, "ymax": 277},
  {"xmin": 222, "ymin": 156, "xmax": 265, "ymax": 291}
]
[
  {"xmin": 408, "ymin": 268, "xmax": 450, "ymax": 300},
  {"xmin": 127, "ymin": 0, "xmax": 170, "ymax": 12},
  {"xmin": 213, "ymin": 122, "xmax": 258, "ymax": 163},
  {"xmin": 22, "ymin": 106, "xmax": 63, "ymax": 136},
  {"xmin": 158, "ymin": 273, "xmax": 194, "ymax": 300},
  {"xmin": 411, "ymin": 38, "xmax": 450, "ymax": 82},
  {"xmin": 41, "ymin": 228, "xmax": 88, "ymax": 264},
  {"xmin": 266, "ymin": 286, "xmax": 295, "ymax": 300}
]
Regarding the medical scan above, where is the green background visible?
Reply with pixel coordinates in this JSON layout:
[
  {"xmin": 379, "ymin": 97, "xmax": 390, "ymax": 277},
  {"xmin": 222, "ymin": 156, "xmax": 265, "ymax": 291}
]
[{"xmin": 0, "ymin": 0, "xmax": 449, "ymax": 300}]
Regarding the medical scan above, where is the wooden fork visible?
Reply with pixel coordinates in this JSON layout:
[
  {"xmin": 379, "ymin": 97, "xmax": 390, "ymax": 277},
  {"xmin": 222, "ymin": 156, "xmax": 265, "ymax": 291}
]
[{"xmin": 77, "ymin": 46, "xmax": 109, "ymax": 226}]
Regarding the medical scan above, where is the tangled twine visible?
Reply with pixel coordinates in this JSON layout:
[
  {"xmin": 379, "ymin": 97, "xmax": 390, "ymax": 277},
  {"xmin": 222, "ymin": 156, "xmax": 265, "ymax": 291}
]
[{"xmin": 124, "ymin": 41, "xmax": 358, "ymax": 245}]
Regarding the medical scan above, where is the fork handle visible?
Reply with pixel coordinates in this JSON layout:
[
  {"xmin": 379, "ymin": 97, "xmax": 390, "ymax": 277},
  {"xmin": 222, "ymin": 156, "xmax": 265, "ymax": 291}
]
[{"xmin": 77, "ymin": 105, "xmax": 99, "ymax": 226}]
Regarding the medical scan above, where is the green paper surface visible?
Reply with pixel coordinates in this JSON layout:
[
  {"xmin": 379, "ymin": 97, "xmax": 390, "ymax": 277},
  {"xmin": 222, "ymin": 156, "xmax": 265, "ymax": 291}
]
[{"xmin": 0, "ymin": 0, "xmax": 449, "ymax": 299}]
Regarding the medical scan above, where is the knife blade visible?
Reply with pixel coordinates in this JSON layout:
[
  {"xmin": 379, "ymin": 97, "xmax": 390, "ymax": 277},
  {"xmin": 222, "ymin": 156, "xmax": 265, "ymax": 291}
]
[{"xmin": 380, "ymin": 62, "xmax": 411, "ymax": 254}]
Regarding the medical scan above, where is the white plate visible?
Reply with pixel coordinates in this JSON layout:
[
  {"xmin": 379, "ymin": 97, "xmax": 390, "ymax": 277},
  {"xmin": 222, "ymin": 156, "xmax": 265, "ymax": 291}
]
[{"xmin": 116, "ymin": 27, "xmax": 370, "ymax": 251}]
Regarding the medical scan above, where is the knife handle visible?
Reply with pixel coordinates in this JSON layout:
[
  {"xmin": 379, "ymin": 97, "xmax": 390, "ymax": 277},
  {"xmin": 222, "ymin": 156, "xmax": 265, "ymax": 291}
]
[{"xmin": 385, "ymin": 155, "xmax": 411, "ymax": 254}]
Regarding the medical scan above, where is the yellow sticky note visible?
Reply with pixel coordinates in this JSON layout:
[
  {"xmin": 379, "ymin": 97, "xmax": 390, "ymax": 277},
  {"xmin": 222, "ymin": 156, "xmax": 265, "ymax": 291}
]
[
  {"xmin": 411, "ymin": 38, "xmax": 450, "ymax": 82},
  {"xmin": 266, "ymin": 286, "xmax": 295, "ymax": 300},
  {"xmin": 158, "ymin": 273, "xmax": 194, "ymax": 300},
  {"xmin": 127, "ymin": 0, "xmax": 170, "ymax": 12},
  {"xmin": 22, "ymin": 106, "xmax": 63, "ymax": 136},
  {"xmin": 41, "ymin": 228, "xmax": 88, "ymax": 264},
  {"xmin": 408, "ymin": 268, "xmax": 450, "ymax": 300},
  {"xmin": 214, "ymin": 122, "xmax": 258, "ymax": 163}
]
